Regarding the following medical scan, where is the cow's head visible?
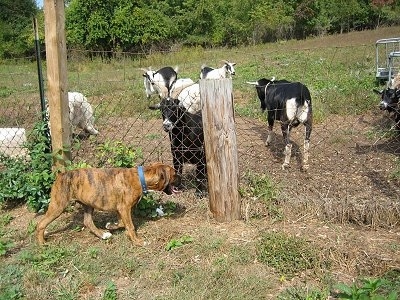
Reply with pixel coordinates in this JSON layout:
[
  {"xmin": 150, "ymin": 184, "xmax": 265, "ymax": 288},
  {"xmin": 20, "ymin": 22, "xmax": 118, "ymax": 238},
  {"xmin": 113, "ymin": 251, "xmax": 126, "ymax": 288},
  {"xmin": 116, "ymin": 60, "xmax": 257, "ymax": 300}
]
[
  {"xmin": 246, "ymin": 78, "xmax": 275, "ymax": 111},
  {"xmin": 373, "ymin": 88, "xmax": 400, "ymax": 112}
]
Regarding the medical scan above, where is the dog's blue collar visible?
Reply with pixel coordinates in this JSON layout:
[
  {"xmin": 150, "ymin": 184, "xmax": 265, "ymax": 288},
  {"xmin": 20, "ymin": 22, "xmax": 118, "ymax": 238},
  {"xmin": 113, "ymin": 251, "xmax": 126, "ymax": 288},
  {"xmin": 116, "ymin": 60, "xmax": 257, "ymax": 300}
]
[{"xmin": 138, "ymin": 166, "xmax": 148, "ymax": 194}]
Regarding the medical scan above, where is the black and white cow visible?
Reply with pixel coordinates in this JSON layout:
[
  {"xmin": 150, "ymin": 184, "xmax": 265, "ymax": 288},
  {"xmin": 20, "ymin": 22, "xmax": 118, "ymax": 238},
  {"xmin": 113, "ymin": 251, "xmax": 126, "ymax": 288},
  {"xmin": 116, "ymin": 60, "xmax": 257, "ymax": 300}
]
[
  {"xmin": 149, "ymin": 97, "xmax": 207, "ymax": 196},
  {"xmin": 248, "ymin": 78, "xmax": 313, "ymax": 170},
  {"xmin": 373, "ymin": 87, "xmax": 400, "ymax": 130}
]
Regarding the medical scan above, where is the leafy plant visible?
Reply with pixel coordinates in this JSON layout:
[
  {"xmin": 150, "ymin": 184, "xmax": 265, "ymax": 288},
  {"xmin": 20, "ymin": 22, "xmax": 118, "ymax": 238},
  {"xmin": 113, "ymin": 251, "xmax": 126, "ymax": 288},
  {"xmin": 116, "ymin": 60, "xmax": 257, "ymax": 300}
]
[
  {"xmin": 165, "ymin": 235, "xmax": 194, "ymax": 251},
  {"xmin": 0, "ymin": 120, "xmax": 54, "ymax": 212},
  {"xmin": 135, "ymin": 193, "xmax": 177, "ymax": 218},
  {"xmin": 335, "ymin": 278, "xmax": 398, "ymax": 300},
  {"xmin": 96, "ymin": 140, "xmax": 143, "ymax": 168}
]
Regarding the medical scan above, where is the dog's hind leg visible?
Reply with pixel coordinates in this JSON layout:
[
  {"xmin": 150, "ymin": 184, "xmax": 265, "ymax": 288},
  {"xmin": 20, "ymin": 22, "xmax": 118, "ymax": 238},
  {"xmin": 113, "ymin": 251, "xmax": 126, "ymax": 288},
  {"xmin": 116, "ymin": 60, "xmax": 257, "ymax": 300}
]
[
  {"xmin": 36, "ymin": 197, "xmax": 68, "ymax": 245},
  {"xmin": 117, "ymin": 208, "xmax": 144, "ymax": 246},
  {"xmin": 82, "ymin": 205, "xmax": 112, "ymax": 240}
]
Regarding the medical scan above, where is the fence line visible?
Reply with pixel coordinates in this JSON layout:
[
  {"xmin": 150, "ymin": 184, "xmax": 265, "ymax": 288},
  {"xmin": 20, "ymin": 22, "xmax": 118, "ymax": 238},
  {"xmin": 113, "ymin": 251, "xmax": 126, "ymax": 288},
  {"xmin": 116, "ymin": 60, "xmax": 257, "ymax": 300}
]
[{"xmin": 1, "ymin": 45, "xmax": 400, "ymax": 227}]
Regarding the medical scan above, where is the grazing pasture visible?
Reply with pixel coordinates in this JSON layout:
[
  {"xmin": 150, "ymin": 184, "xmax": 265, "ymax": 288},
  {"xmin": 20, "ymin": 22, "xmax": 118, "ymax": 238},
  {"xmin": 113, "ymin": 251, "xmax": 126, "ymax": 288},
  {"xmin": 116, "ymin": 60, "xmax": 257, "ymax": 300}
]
[{"xmin": 1, "ymin": 26, "xmax": 400, "ymax": 299}]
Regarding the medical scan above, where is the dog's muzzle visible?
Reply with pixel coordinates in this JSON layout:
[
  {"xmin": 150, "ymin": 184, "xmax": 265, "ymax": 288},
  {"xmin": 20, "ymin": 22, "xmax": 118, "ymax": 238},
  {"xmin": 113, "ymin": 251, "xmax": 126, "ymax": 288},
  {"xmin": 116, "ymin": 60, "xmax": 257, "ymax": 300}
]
[{"xmin": 164, "ymin": 174, "xmax": 182, "ymax": 195}]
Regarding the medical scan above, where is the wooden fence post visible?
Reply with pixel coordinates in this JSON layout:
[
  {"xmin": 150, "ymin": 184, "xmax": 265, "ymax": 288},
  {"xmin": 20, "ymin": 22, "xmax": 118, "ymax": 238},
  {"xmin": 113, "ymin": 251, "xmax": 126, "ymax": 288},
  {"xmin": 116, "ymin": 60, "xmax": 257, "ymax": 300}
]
[
  {"xmin": 44, "ymin": 0, "xmax": 71, "ymax": 168},
  {"xmin": 200, "ymin": 79, "xmax": 241, "ymax": 222}
]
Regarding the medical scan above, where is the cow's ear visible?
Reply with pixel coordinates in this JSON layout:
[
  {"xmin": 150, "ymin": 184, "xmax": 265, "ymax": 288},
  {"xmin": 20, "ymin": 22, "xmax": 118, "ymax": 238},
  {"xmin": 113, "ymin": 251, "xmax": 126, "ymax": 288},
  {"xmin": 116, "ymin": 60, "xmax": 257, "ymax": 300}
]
[{"xmin": 372, "ymin": 88, "xmax": 382, "ymax": 95}]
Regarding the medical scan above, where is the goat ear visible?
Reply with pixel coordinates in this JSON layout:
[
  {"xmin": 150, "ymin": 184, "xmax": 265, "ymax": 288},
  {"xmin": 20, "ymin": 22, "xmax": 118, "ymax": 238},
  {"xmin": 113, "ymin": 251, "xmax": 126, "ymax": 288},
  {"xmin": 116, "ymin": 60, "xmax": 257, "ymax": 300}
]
[
  {"xmin": 222, "ymin": 60, "xmax": 229, "ymax": 64},
  {"xmin": 372, "ymin": 88, "xmax": 382, "ymax": 95},
  {"xmin": 174, "ymin": 66, "xmax": 179, "ymax": 73},
  {"xmin": 232, "ymin": 63, "xmax": 236, "ymax": 66}
]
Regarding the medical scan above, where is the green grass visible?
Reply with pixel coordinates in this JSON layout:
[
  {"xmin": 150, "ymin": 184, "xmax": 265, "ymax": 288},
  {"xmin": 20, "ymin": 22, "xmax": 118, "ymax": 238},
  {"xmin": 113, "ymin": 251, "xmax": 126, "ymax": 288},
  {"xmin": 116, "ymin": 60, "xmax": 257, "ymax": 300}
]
[{"xmin": 257, "ymin": 231, "xmax": 321, "ymax": 277}]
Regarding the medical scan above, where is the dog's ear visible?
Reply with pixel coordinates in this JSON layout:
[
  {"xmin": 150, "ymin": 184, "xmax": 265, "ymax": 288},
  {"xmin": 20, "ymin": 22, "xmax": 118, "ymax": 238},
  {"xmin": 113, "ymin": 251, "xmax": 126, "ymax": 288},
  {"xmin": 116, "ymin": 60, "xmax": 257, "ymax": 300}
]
[{"xmin": 158, "ymin": 165, "xmax": 170, "ymax": 185}]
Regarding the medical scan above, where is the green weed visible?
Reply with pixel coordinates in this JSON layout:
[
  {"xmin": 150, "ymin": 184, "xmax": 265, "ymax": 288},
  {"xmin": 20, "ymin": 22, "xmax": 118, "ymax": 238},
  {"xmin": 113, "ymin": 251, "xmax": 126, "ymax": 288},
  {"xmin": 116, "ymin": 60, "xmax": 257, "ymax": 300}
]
[
  {"xmin": 334, "ymin": 277, "xmax": 398, "ymax": 300},
  {"xmin": 257, "ymin": 231, "xmax": 321, "ymax": 277},
  {"xmin": 0, "ymin": 265, "xmax": 24, "ymax": 299},
  {"xmin": 165, "ymin": 235, "xmax": 194, "ymax": 251},
  {"xmin": 103, "ymin": 281, "xmax": 118, "ymax": 300},
  {"xmin": 240, "ymin": 171, "xmax": 283, "ymax": 220},
  {"xmin": 278, "ymin": 285, "xmax": 329, "ymax": 300}
]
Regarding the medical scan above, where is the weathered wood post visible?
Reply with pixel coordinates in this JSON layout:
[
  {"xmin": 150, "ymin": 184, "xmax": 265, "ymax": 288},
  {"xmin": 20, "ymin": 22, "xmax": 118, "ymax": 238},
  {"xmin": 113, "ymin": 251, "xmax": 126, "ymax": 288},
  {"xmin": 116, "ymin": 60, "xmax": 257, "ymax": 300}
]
[
  {"xmin": 200, "ymin": 78, "xmax": 241, "ymax": 222},
  {"xmin": 44, "ymin": 0, "xmax": 71, "ymax": 168}
]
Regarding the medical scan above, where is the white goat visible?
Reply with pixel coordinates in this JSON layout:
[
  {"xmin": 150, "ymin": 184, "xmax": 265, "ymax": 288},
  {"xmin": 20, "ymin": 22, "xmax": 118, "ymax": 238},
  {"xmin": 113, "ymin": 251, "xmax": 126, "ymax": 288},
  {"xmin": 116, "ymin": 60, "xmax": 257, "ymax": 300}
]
[
  {"xmin": 47, "ymin": 92, "xmax": 99, "ymax": 136},
  {"xmin": 68, "ymin": 92, "xmax": 98, "ymax": 135},
  {"xmin": 175, "ymin": 83, "xmax": 201, "ymax": 114},
  {"xmin": 142, "ymin": 66, "xmax": 178, "ymax": 99},
  {"xmin": 200, "ymin": 60, "xmax": 236, "ymax": 79}
]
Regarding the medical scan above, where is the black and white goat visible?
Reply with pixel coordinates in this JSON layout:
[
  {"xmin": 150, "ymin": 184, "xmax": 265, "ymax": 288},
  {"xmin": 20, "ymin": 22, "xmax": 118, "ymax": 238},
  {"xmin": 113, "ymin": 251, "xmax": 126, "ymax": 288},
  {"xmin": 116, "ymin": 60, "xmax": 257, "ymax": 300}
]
[
  {"xmin": 149, "ymin": 97, "xmax": 207, "ymax": 196},
  {"xmin": 247, "ymin": 77, "xmax": 312, "ymax": 170},
  {"xmin": 142, "ymin": 66, "xmax": 178, "ymax": 99},
  {"xmin": 200, "ymin": 60, "xmax": 236, "ymax": 79}
]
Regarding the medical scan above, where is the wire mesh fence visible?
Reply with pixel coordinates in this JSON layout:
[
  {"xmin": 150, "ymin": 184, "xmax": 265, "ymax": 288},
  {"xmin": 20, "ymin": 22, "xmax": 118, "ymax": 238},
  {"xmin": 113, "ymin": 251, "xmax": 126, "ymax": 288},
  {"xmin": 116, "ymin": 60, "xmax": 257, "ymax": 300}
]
[{"xmin": 1, "ymin": 45, "xmax": 400, "ymax": 227}]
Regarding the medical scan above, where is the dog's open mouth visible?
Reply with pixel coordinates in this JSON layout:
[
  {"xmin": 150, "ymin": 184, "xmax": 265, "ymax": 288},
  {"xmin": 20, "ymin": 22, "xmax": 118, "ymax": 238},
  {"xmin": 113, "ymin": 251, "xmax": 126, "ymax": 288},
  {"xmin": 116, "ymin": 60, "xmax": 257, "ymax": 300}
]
[{"xmin": 164, "ymin": 184, "xmax": 182, "ymax": 195}]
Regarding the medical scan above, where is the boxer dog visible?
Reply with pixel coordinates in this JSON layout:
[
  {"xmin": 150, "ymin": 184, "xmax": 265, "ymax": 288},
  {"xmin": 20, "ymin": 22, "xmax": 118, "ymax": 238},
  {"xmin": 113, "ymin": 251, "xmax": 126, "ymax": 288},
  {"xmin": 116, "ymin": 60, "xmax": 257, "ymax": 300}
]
[{"xmin": 36, "ymin": 162, "xmax": 181, "ymax": 245}]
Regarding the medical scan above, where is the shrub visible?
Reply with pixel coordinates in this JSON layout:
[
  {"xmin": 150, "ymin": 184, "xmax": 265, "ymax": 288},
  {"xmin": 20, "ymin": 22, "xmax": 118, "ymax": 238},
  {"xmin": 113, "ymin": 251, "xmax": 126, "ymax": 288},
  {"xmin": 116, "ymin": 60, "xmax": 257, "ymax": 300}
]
[{"xmin": 0, "ymin": 120, "xmax": 54, "ymax": 212}]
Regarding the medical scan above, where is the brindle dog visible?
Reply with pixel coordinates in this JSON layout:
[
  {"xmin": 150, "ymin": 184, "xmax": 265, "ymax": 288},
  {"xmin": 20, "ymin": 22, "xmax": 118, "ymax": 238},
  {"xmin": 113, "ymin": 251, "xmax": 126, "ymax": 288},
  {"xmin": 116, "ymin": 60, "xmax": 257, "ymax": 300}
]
[{"xmin": 36, "ymin": 162, "xmax": 181, "ymax": 245}]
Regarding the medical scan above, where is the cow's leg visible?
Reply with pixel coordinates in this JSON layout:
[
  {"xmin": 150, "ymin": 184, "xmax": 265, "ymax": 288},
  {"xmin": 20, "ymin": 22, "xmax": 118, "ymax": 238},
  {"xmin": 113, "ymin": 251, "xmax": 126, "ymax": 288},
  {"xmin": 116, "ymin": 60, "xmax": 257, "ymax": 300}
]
[
  {"xmin": 302, "ymin": 121, "xmax": 312, "ymax": 171},
  {"xmin": 171, "ymin": 147, "xmax": 184, "ymax": 190},
  {"xmin": 265, "ymin": 118, "xmax": 274, "ymax": 146},
  {"xmin": 281, "ymin": 124, "xmax": 292, "ymax": 170},
  {"xmin": 194, "ymin": 155, "xmax": 207, "ymax": 197}
]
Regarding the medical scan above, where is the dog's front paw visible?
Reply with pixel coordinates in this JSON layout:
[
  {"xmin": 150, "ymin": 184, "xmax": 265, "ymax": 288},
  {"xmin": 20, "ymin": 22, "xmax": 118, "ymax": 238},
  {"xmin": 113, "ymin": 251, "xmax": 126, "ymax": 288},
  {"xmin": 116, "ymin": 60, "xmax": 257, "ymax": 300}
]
[{"xmin": 101, "ymin": 232, "xmax": 113, "ymax": 240}]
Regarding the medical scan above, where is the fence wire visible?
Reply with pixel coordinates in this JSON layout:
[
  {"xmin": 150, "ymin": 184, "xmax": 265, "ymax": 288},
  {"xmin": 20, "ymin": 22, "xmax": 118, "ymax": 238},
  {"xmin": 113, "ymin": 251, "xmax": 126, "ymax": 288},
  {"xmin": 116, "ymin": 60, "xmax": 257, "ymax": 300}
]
[{"xmin": 1, "ymin": 46, "xmax": 400, "ymax": 227}]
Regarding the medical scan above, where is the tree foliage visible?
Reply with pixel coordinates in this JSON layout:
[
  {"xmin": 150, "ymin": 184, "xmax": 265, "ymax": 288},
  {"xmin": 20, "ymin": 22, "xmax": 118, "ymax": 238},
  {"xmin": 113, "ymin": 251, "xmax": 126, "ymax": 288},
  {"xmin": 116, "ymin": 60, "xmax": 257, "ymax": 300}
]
[
  {"xmin": 0, "ymin": 0, "xmax": 37, "ymax": 58},
  {"xmin": 0, "ymin": 0, "xmax": 400, "ymax": 58}
]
